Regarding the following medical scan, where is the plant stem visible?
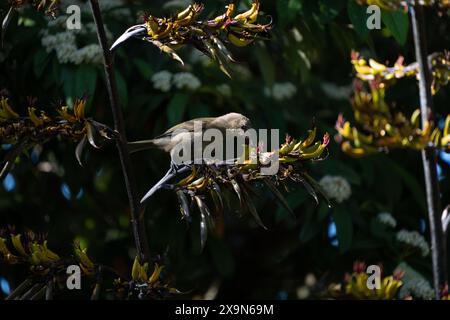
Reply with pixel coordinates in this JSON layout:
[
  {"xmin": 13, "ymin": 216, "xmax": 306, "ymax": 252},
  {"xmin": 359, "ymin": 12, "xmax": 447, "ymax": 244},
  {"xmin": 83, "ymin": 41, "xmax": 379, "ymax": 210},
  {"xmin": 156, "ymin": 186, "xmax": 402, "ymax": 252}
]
[
  {"xmin": 410, "ymin": 4, "xmax": 447, "ymax": 299},
  {"xmin": 89, "ymin": 0, "xmax": 150, "ymax": 263}
]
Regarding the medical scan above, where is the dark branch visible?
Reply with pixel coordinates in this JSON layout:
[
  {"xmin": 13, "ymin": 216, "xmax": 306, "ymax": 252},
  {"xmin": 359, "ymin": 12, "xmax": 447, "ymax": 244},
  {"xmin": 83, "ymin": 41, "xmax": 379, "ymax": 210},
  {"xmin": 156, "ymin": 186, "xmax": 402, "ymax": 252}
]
[
  {"xmin": 88, "ymin": 0, "xmax": 150, "ymax": 263},
  {"xmin": 410, "ymin": 4, "xmax": 447, "ymax": 299}
]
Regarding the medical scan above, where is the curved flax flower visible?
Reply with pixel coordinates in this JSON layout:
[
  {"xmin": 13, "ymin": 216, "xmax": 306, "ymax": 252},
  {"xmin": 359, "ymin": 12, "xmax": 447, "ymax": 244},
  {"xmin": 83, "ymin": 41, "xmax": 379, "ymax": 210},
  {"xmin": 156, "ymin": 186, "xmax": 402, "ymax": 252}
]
[
  {"xmin": 335, "ymin": 53, "xmax": 450, "ymax": 157},
  {"xmin": 351, "ymin": 51, "xmax": 450, "ymax": 95},
  {"xmin": 113, "ymin": 257, "xmax": 180, "ymax": 300},
  {"xmin": 0, "ymin": 228, "xmax": 102, "ymax": 300},
  {"xmin": 1, "ymin": 227, "xmax": 176, "ymax": 300},
  {"xmin": 144, "ymin": 129, "xmax": 330, "ymax": 249},
  {"xmin": 2, "ymin": 1, "xmax": 60, "ymax": 43},
  {"xmin": 110, "ymin": 1, "xmax": 272, "ymax": 77},
  {"xmin": 0, "ymin": 97, "xmax": 118, "ymax": 179},
  {"xmin": 343, "ymin": 261, "xmax": 403, "ymax": 300}
]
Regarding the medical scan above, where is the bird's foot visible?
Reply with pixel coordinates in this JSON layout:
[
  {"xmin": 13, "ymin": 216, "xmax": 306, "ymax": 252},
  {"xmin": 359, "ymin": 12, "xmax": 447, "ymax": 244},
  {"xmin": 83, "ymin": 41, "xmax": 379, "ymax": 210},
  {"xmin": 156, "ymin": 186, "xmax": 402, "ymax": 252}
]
[{"xmin": 170, "ymin": 161, "xmax": 192, "ymax": 174}]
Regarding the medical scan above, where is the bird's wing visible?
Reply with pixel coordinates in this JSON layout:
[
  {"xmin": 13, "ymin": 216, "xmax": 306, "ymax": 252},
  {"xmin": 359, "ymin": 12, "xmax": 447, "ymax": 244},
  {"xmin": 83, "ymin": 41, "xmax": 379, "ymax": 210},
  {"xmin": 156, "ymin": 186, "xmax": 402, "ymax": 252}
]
[{"xmin": 153, "ymin": 117, "xmax": 215, "ymax": 139}]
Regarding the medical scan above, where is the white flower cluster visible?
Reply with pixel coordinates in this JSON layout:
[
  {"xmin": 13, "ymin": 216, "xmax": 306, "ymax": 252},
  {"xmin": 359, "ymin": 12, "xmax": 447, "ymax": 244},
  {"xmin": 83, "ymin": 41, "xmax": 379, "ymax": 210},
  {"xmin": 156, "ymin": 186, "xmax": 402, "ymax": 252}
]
[
  {"xmin": 151, "ymin": 71, "xmax": 173, "ymax": 92},
  {"xmin": 265, "ymin": 82, "xmax": 297, "ymax": 101},
  {"xmin": 400, "ymin": 278, "xmax": 434, "ymax": 300},
  {"xmin": 377, "ymin": 212, "xmax": 397, "ymax": 228},
  {"xmin": 233, "ymin": 65, "xmax": 252, "ymax": 80},
  {"xmin": 59, "ymin": 0, "xmax": 131, "ymax": 19},
  {"xmin": 173, "ymin": 72, "xmax": 202, "ymax": 90},
  {"xmin": 321, "ymin": 82, "xmax": 352, "ymax": 100},
  {"xmin": 319, "ymin": 175, "xmax": 352, "ymax": 203},
  {"xmin": 296, "ymin": 273, "xmax": 317, "ymax": 300},
  {"xmin": 396, "ymin": 230, "xmax": 430, "ymax": 257},
  {"xmin": 40, "ymin": 0, "xmax": 128, "ymax": 65},
  {"xmin": 216, "ymin": 84, "xmax": 232, "ymax": 97},
  {"xmin": 41, "ymin": 30, "xmax": 103, "ymax": 65},
  {"xmin": 151, "ymin": 71, "xmax": 202, "ymax": 92}
]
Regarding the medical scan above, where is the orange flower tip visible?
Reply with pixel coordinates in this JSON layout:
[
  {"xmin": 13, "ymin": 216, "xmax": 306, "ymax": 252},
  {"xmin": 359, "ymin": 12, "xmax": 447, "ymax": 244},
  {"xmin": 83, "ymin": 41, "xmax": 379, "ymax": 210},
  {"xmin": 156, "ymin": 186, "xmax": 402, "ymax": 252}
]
[
  {"xmin": 351, "ymin": 50, "xmax": 360, "ymax": 61},
  {"xmin": 344, "ymin": 273, "xmax": 352, "ymax": 283},
  {"xmin": 334, "ymin": 134, "xmax": 343, "ymax": 144},
  {"xmin": 352, "ymin": 79, "xmax": 363, "ymax": 92},
  {"xmin": 335, "ymin": 114, "xmax": 345, "ymax": 129},
  {"xmin": 395, "ymin": 55, "xmax": 405, "ymax": 66},
  {"xmin": 323, "ymin": 132, "xmax": 330, "ymax": 146},
  {"xmin": 285, "ymin": 134, "xmax": 292, "ymax": 144},
  {"xmin": 353, "ymin": 261, "xmax": 366, "ymax": 273},
  {"xmin": 393, "ymin": 269, "xmax": 405, "ymax": 281}
]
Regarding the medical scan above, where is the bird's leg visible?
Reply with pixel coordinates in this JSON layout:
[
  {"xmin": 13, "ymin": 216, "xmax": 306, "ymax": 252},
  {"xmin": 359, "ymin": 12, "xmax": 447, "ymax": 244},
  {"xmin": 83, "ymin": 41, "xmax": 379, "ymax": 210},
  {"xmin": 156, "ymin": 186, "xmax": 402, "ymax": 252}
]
[
  {"xmin": 170, "ymin": 160, "xmax": 182, "ymax": 173},
  {"xmin": 140, "ymin": 164, "xmax": 191, "ymax": 204},
  {"xmin": 170, "ymin": 160, "xmax": 193, "ymax": 174}
]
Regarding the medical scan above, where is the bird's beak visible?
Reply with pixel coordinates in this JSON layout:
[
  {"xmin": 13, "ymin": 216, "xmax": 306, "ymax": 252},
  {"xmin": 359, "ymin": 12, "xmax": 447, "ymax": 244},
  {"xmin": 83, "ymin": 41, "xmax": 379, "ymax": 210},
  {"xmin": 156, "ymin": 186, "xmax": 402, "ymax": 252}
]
[{"xmin": 110, "ymin": 24, "xmax": 148, "ymax": 51}]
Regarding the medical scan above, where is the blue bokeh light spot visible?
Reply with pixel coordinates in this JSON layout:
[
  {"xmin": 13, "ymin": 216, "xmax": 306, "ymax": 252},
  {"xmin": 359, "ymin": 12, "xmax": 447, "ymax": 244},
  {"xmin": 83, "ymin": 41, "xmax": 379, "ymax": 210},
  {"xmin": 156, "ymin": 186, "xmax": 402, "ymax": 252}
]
[
  {"xmin": 438, "ymin": 118, "xmax": 445, "ymax": 130},
  {"xmin": 437, "ymin": 164, "xmax": 445, "ymax": 181},
  {"xmin": 0, "ymin": 277, "xmax": 11, "ymax": 296},
  {"xmin": 419, "ymin": 219, "xmax": 426, "ymax": 234},
  {"xmin": 440, "ymin": 151, "xmax": 450, "ymax": 167},
  {"xmin": 1, "ymin": 144, "xmax": 12, "ymax": 151},
  {"xmin": 76, "ymin": 188, "xmax": 84, "ymax": 200},
  {"xmin": 3, "ymin": 173, "xmax": 16, "ymax": 192},
  {"xmin": 61, "ymin": 183, "xmax": 72, "ymax": 200},
  {"xmin": 328, "ymin": 219, "xmax": 339, "ymax": 248},
  {"xmin": 31, "ymin": 149, "xmax": 40, "ymax": 164},
  {"xmin": 276, "ymin": 291, "xmax": 288, "ymax": 300}
]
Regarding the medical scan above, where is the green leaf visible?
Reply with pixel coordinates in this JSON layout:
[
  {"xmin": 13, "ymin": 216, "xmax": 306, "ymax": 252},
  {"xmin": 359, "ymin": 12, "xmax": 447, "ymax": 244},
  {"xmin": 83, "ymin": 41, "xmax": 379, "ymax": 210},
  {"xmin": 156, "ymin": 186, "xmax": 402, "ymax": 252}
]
[
  {"xmin": 275, "ymin": 189, "xmax": 308, "ymax": 222},
  {"xmin": 60, "ymin": 66, "xmax": 76, "ymax": 106},
  {"xmin": 329, "ymin": 22, "xmax": 356, "ymax": 57},
  {"xmin": 115, "ymin": 71, "xmax": 128, "ymax": 108},
  {"xmin": 254, "ymin": 44, "xmax": 275, "ymax": 87},
  {"xmin": 167, "ymin": 93, "xmax": 189, "ymax": 126},
  {"xmin": 33, "ymin": 49, "xmax": 50, "ymax": 78},
  {"xmin": 133, "ymin": 59, "xmax": 153, "ymax": 79},
  {"xmin": 351, "ymin": 236, "xmax": 384, "ymax": 250},
  {"xmin": 188, "ymin": 103, "xmax": 211, "ymax": 119},
  {"xmin": 319, "ymin": 0, "xmax": 346, "ymax": 23},
  {"xmin": 277, "ymin": 0, "xmax": 302, "ymax": 28},
  {"xmin": 299, "ymin": 220, "xmax": 321, "ymax": 243},
  {"xmin": 333, "ymin": 205, "xmax": 353, "ymax": 253},
  {"xmin": 208, "ymin": 237, "xmax": 235, "ymax": 277},
  {"xmin": 385, "ymin": 158, "xmax": 427, "ymax": 214},
  {"xmin": 347, "ymin": 0, "xmax": 369, "ymax": 39},
  {"xmin": 320, "ymin": 161, "xmax": 361, "ymax": 185},
  {"xmin": 75, "ymin": 64, "xmax": 97, "ymax": 106},
  {"xmin": 370, "ymin": 217, "xmax": 392, "ymax": 239},
  {"xmin": 317, "ymin": 202, "xmax": 330, "ymax": 221},
  {"xmin": 382, "ymin": 10, "xmax": 409, "ymax": 45}
]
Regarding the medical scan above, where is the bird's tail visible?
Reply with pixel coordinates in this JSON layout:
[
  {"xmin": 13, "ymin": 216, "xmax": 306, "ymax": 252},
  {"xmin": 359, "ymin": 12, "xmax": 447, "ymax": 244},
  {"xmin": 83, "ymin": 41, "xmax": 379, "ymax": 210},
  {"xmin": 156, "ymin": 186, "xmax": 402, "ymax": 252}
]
[{"xmin": 127, "ymin": 140, "xmax": 157, "ymax": 154}]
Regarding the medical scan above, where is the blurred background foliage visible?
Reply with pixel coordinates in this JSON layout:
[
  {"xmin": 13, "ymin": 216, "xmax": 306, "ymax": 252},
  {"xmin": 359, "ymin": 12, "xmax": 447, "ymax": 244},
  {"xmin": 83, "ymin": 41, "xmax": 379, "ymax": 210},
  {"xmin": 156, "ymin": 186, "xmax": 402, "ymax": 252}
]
[{"xmin": 0, "ymin": 0, "xmax": 449, "ymax": 299}]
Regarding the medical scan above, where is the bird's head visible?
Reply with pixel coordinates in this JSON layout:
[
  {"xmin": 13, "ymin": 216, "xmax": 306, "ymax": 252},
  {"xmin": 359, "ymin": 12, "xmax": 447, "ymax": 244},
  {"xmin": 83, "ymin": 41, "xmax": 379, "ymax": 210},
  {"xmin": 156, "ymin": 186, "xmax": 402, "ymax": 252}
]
[{"xmin": 218, "ymin": 113, "xmax": 252, "ymax": 131}]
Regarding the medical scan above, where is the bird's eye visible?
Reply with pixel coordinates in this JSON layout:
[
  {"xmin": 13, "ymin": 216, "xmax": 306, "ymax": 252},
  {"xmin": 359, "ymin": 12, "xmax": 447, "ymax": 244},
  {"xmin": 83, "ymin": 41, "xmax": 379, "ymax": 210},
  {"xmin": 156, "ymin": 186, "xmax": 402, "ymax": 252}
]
[{"xmin": 241, "ymin": 125, "xmax": 248, "ymax": 131}]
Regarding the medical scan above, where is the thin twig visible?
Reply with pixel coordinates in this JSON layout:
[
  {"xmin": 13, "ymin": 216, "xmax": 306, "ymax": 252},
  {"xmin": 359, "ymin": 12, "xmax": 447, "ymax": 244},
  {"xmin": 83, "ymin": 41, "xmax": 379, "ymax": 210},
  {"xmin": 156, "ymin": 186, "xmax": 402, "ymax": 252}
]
[
  {"xmin": 89, "ymin": 0, "xmax": 150, "ymax": 263},
  {"xmin": 410, "ymin": 4, "xmax": 447, "ymax": 299}
]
